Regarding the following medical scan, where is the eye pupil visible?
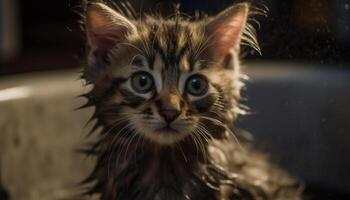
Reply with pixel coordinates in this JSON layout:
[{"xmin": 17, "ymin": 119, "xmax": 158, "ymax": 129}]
[
  {"xmin": 186, "ymin": 75, "xmax": 208, "ymax": 96},
  {"xmin": 191, "ymin": 79, "xmax": 201, "ymax": 90},
  {"xmin": 131, "ymin": 72, "xmax": 154, "ymax": 94},
  {"xmin": 139, "ymin": 75, "xmax": 148, "ymax": 86}
]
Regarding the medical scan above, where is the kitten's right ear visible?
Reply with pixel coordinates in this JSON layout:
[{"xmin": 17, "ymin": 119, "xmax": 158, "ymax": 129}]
[
  {"xmin": 85, "ymin": 3, "xmax": 136, "ymax": 70},
  {"xmin": 205, "ymin": 3, "xmax": 249, "ymax": 62}
]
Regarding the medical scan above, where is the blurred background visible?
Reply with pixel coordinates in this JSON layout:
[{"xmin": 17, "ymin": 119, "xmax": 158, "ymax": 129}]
[
  {"xmin": 0, "ymin": 0, "xmax": 350, "ymax": 200},
  {"xmin": 1, "ymin": 0, "xmax": 350, "ymax": 73}
]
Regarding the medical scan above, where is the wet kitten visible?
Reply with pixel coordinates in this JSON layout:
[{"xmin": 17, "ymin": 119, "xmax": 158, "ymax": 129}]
[{"xmin": 80, "ymin": 1, "xmax": 303, "ymax": 199}]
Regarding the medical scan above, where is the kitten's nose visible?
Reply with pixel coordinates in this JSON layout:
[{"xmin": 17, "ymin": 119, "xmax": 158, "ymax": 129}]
[
  {"xmin": 159, "ymin": 109, "xmax": 180, "ymax": 123},
  {"xmin": 156, "ymin": 92, "xmax": 182, "ymax": 123}
]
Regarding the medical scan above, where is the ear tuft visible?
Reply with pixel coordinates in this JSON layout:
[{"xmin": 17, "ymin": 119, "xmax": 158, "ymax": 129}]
[
  {"xmin": 206, "ymin": 3, "xmax": 249, "ymax": 59},
  {"xmin": 86, "ymin": 2, "xmax": 136, "ymax": 50},
  {"xmin": 85, "ymin": 2, "xmax": 136, "ymax": 81}
]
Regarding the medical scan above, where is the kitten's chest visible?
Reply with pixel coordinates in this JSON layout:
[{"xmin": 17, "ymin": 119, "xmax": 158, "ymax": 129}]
[{"xmin": 117, "ymin": 151, "xmax": 219, "ymax": 200}]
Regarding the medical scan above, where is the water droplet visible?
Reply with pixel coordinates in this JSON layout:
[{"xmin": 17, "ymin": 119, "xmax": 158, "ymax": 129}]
[{"xmin": 345, "ymin": 4, "xmax": 350, "ymax": 10}]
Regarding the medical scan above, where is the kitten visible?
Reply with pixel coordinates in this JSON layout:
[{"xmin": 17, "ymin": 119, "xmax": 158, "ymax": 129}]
[{"xmin": 80, "ymin": 1, "xmax": 303, "ymax": 200}]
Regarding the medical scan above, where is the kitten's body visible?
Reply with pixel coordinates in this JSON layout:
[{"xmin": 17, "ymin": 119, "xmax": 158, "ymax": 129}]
[
  {"xmin": 81, "ymin": 2, "xmax": 303, "ymax": 199},
  {"xmin": 84, "ymin": 129, "xmax": 301, "ymax": 200}
]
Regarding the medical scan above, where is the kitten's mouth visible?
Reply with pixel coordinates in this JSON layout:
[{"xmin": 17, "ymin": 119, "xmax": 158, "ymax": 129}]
[
  {"xmin": 141, "ymin": 122, "xmax": 192, "ymax": 145},
  {"xmin": 156, "ymin": 125, "xmax": 179, "ymax": 134}
]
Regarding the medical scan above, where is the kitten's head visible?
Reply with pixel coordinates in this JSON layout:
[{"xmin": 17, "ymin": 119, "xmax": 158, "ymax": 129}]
[{"xmin": 84, "ymin": 2, "xmax": 251, "ymax": 145}]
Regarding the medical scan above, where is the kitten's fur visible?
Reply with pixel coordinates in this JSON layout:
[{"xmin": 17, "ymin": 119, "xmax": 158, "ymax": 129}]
[{"xmin": 81, "ymin": 1, "xmax": 303, "ymax": 199}]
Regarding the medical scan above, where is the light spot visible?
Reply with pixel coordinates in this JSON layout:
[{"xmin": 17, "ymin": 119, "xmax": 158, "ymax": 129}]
[
  {"xmin": 0, "ymin": 87, "xmax": 31, "ymax": 102},
  {"xmin": 179, "ymin": 56, "xmax": 190, "ymax": 72}
]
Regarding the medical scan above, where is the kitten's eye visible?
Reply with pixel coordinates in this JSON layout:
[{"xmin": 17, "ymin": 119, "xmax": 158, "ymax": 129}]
[
  {"xmin": 186, "ymin": 75, "xmax": 208, "ymax": 96},
  {"xmin": 131, "ymin": 72, "xmax": 154, "ymax": 94}
]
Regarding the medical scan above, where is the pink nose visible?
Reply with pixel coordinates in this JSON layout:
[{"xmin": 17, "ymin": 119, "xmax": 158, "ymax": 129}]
[{"xmin": 159, "ymin": 109, "xmax": 180, "ymax": 123}]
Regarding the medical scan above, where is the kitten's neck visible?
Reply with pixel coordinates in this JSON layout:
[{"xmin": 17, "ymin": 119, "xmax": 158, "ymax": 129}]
[
  {"xmin": 115, "ymin": 138, "xmax": 207, "ymax": 183},
  {"xmin": 91, "ymin": 133, "xmax": 221, "ymax": 200}
]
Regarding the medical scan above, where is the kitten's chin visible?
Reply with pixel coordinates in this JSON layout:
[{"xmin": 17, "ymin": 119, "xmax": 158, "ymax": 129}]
[
  {"xmin": 136, "ymin": 125, "xmax": 192, "ymax": 145},
  {"xmin": 145, "ymin": 129, "xmax": 189, "ymax": 145},
  {"xmin": 133, "ymin": 119, "xmax": 197, "ymax": 145}
]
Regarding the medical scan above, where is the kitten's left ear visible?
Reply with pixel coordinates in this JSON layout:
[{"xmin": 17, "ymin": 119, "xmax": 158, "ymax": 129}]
[
  {"xmin": 86, "ymin": 3, "xmax": 136, "ymax": 53},
  {"xmin": 84, "ymin": 2, "xmax": 137, "ymax": 81},
  {"xmin": 205, "ymin": 3, "xmax": 249, "ymax": 59}
]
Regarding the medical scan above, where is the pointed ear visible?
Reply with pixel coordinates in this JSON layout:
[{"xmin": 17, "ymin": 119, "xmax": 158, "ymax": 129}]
[
  {"xmin": 206, "ymin": 3, "xmax": 249, "ymax": 59},
  {"xmin": 85, "ymin": 2, "xmax": 136, "ymax": 65}
]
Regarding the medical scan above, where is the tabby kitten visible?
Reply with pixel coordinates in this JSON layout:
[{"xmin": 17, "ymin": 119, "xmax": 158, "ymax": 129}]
[{"xmin": 81, "ymin": 1, "xmax": 303, "ymax": 200}]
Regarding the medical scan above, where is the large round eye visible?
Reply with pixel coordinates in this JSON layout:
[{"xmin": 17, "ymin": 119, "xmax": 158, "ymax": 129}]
[
  {"xmin": 131, "ymin": 72, "xmax": 154, "ymax": 94},
  {"xmin": 186, "ymin": 75, "xmax": 209, "ymax": 96}
]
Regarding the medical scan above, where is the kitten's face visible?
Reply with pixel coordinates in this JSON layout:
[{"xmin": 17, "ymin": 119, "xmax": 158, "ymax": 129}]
[
  {"xmin": 84, "ymin": 3, "xmax": 249, "ymax": 145},
  {"xmin": 107, "ymin": 49, "xmax": 224, "ymax": 144}
]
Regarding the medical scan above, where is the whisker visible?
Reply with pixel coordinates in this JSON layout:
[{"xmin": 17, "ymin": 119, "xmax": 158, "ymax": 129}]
[
  {"xmin": 197, "ymin": 122, "xmax": 214, "ymax": 141},
  {"xmin": 113, "ymin": 123, "xmax": 137, "ymax": 165},
  {"xmin": 189, "ymin": 133, "xmax": 200, "ymax": 162},
  {"xmin": 175, "ymin": 142, "xmax": 188, "ymax": 163},
  {"xmin": 134, "ymin": 130, "xmax": 144, "ymax": 160},
  {"xmin": 197, "ymin": 116, "xmax": 244, "ymax": 151},
  {"xmin": 192, "ymin": 129, "xmax": 207, "ymax": 161},
  {"xmin": 123, "ymin": 128, "xmax": 139, "ymax": 162},
  {"xmin": 196, "ymin": 123, "xmax": 215, "ymax": 162},
  {"xmin": 104, "ymin": 116, "xmax": 132, "ymax": 135},
  {"xmin": 105, "ymin": 118, "xmax": 134, "ymax": 176},
  {"xmin": 107, "ymin": 126, "xmax": 135, "ymax": 177}
]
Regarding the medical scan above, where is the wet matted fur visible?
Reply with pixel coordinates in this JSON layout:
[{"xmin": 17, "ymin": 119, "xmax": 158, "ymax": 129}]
[{"xmin": 79, "ymin": 1, "xmax": 303, "ymax": 199}]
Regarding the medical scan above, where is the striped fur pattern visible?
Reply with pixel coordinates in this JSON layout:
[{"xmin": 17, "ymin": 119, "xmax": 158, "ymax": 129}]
[{"xmin": 80, "ymin": 1, "xmax": 303, "ymax": 200}]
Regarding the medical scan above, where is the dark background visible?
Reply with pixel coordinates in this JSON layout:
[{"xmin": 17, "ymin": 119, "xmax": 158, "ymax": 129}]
[{"xmin": 0, "ymin": 0, "xmax": 350, "ymax": 75}]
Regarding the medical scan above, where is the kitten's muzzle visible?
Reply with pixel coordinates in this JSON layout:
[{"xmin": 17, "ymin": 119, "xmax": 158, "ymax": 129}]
[
  {"xmin": 159, "ymin": 109, "xmax": 181, "ymax": 123},
  {"xmin": 156, "ymin": 92, "xmax": 182, "ymax": 123}
]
